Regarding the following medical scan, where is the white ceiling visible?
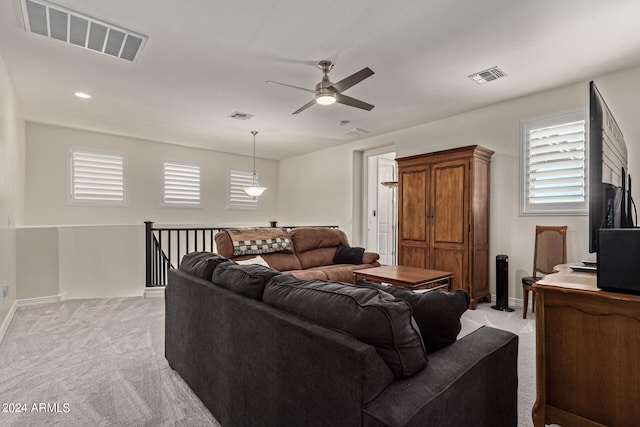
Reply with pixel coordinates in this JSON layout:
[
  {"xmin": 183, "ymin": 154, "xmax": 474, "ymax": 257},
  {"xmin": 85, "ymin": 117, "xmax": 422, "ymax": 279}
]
[{"xmin": 2, "ymin": 0, "xmax": 640, "ymax": 160}]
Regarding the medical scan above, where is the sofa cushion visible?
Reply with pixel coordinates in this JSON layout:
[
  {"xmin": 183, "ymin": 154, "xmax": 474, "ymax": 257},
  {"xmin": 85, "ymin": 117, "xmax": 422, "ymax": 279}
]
[
  {"xmin": 317, "ymin": 264, "xmax": 376, "ymax": 283},
  {"xmin": 362, "ymin": 251, "xmax": 380, "ymax": 264},
  {"xmin": 333, "ymin": 243, "xmax": 365, "ymax": 264},
  {"xmin": 356, "ymin": 280, "xmax": 470, "ymax": 353},
  {"xmin": 179, "ymin": 252, "xmax": 230, "ymax": 280},
  {"xmin": 264, "ymin": 276, "xmax": 428, "ymax": 378},
  {"xmin": 289, "ymin": 227, "xmax": 349, "ymax": 253},
  {"xmin": 257, "ymin": 252, "xmax": 302, "ymax": 271},
  {"xmin": 284, "ymin": 269, "xmax": 329, "ymax": 280},
  {"xmin": 296, "ymin": 247, "xmax": 340, "ymax": 269},
  {"xmin": 212, "ymin": 263, "xmax": 280, "ymax": 300}
]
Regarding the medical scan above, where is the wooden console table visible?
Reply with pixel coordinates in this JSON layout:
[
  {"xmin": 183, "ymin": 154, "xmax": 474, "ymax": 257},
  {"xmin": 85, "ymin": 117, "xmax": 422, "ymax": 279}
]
[
  {"xmin": 532, "ymin": 264, "xmax": 640, "ymax": 427},
  {"xmin": 352, "ymin": 265, "xmax": 452, "ymax": 291}
]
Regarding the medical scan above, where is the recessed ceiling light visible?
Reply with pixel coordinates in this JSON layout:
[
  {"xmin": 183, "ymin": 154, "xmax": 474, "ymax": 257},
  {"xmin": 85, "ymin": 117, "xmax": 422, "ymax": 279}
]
[{"xmin": 74, "ymin": 91, "xmax": 91, "ymax": 99}]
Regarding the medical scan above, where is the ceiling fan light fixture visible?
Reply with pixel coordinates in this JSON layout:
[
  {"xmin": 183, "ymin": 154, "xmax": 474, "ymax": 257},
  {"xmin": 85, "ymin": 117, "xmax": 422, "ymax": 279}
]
[
  {"xmin": 316, "ymin": 92, "xmax": 336, "ymax": 105},
  {"xmin": 269, "ymin": 60, "xmax": 374, "ymax": 114}
]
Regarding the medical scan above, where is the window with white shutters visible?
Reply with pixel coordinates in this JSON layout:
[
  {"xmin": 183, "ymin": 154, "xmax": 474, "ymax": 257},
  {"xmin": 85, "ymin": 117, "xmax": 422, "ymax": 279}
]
[
  {"xmin": 68, "ymin": 147, "xmax": 126, "ymax": 205},
  {"xmin": 229, "ymin": 169, "xmax": 258, "ymax": 210},
  {"xmin": 520, "ymin": 110, "xmax": 588, "ymax": 215},
  {"xmin": 162, "ymin": 161, "xmax": 201, "ymax": 207}
]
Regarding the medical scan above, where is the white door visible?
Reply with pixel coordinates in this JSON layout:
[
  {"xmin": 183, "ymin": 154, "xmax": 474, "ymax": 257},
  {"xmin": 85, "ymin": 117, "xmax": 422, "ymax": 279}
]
[
  {"xmin": 366, "ymin": 153, "xmax": 397, "ymax": 265},
  {"xmin": 377, "ymin": 158, "xmax": 397, "ymax": 265}
]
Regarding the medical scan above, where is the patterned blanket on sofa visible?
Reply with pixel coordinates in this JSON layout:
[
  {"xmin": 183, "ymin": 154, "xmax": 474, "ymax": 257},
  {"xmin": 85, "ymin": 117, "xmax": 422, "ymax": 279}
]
[{"xmin": 227, "ymin": 228, "xmax": 292, "ymax": 256}]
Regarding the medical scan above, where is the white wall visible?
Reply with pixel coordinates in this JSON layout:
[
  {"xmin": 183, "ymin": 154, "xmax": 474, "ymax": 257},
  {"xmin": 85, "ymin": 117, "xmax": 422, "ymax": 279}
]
[
  {"xmin": 278, "ymin": 65, "xmax": 640, "ymax": 303},
  {"xmin": 0, "ymin": 53, "xmax": 25, "ymax": 338},
  {"xmin": 16, "ymin": 227, "xmax": 59, "ymax": 300},
  {"xmin": 24, "ymin": 122, "xmax": 279, "ymax": 227},
  {"xmin": 277, "ymin": 140, "xmax": 396, "ymax": 236},
  {"xmin": 18, "ymin": 123, "xmax": 280, "ymax": 301},
  {"xmin": 16, "ymin": 66, "xmax": 640, "ymax": 304},
  {"xmin": 594, "ymin": 66, "xmax": 640, "ymax": 214},
  {"xmin": 16, "ymin": 225, "xmax": 146, "ymax": 301},
  {"xmin": 57, "ymin": 225, "xmax": 145, "ymax": 299}
]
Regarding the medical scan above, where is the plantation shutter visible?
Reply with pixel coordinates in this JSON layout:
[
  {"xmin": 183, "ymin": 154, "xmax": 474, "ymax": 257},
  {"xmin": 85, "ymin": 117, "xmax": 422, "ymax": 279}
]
[
  {"xmin": 69, "ymin": 148, "xmax": 125, "ymax": 204},
  {"xmin": 522, "ymin": 112, "xmax": 588, "ymax": 215},
  {"xmin": 163, "ymin": 162, "xmax": 201, "ymax": 206},
  {"xmin": 229, "ymin": 169, "xmax": 258, "ymax": 210}
]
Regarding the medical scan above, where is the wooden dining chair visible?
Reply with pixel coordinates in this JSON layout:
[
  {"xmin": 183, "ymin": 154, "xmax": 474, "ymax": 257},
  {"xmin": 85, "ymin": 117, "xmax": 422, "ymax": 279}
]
[{"xmin": 522, "ymin": 225, "xmax": 567, "ymax": 319}]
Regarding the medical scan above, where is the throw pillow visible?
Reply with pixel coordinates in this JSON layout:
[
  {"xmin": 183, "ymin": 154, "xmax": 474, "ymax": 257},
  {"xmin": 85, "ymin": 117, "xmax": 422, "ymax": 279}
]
[
  {"xmin": 212, "ymin": 262, "xmax": 280, "ymax": 300},
  {"xmin": 356, "ymin": 280, "xmax": 470, "ymax": 353},
  {"xmin": 333, "ymin": 243, "xmax": 365, "ymax": 264},
  {"xmin": 179, "ymin": 252, "xmax": 231, "ymax": 280},
  {"xmin": 236, "ymin": 255, "xmax": 271, "ymax": 267},
  {"xmin": 264, "ymin": 276, "xmax": 428, "ymax": 379}
]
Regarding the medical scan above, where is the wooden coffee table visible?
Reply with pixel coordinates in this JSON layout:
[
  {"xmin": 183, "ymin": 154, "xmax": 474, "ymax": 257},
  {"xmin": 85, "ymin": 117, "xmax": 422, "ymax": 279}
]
[{"xmin": 352, "ymin": 265, "xmax": 452, "ymax": 291}]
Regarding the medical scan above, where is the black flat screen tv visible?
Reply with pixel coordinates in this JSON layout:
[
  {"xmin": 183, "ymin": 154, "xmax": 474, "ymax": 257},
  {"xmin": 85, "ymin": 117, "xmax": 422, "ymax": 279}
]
[{"xmin": 589, "ymin": 81, "xmax": 629, "ymax": 253}]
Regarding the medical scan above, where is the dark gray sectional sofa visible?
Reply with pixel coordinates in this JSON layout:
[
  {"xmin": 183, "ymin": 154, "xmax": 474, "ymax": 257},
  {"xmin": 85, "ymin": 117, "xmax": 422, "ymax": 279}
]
[{"xmin": 165, "ymin": 252, "xmax": 518, "ymax": 427}]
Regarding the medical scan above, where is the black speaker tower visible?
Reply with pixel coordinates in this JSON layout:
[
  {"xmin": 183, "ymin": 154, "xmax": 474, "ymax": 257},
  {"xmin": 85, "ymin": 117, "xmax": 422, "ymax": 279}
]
[{"xmin": 492, "ymin": 254, "xmax": 513, "ymax": 312}]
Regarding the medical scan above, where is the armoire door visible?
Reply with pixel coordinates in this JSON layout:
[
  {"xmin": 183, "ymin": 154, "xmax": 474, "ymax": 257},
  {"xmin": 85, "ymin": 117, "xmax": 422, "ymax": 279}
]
[
  {"xmin": 429, "ymin": 159, "xmax": 469, "ymax": 292},
  {"xmin": 398, "ymin": 166, "xmax": 429, "ymax": 268}
]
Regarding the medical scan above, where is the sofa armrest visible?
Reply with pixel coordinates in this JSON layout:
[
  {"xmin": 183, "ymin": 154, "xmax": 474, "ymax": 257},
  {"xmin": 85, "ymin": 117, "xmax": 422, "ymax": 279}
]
[
  {"xmin": 213, "ymin": 230, "xmax": 234, "ymax": 258},
  {"xmin": 363, "ymin": 326, "xmax": 518, "ymax": 427},
  {"xmin": 362, "ymin": 251, "xmax": 380, "ymax": 264}
]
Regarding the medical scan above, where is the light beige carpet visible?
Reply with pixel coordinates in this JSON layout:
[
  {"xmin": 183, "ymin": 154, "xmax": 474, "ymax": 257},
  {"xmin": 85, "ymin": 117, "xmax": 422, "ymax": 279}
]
[
  {"xmin": 461, "ymin": 303, "xmax": 536, "ymax": 427},
  {"xmin": 0, "ymin": 297, "xmax": 219, "ymax": 426},
  {"xmin": 0, "ymin": 297, "xmax": 535, "ymax": 426}
]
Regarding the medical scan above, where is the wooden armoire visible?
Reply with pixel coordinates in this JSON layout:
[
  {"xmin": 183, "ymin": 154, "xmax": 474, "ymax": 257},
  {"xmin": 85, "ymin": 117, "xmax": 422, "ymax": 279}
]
[{"xmin": 396, "ymin": 145, "xmax": 493, "ymax": 308}]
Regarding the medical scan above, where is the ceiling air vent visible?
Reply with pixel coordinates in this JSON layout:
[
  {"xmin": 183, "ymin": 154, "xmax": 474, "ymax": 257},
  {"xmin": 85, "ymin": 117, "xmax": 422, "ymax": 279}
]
[
  {"xmin": 468, "ymin": 66, "xmax": 507, "ymax": 84},
  {"xmin": 20, "ymin": 0, "xmax": 147, "ymax": 62},
  {"xmin": 345, "ymin": 128, "xmax": 371, "ymax": 137},
  {"xmin": 228, "ymin": 111, "xmax": 254, "ymax": 121}
]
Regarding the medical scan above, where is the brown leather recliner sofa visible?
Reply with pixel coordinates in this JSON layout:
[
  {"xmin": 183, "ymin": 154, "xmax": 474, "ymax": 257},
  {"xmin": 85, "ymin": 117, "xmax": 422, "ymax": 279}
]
[{"xmin": 214, "ymin": 227, "xmax": 380, "ymax": 282}]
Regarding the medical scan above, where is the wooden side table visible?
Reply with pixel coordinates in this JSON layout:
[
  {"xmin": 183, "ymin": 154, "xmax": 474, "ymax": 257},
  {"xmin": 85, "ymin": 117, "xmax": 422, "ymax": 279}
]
[
  {"xmin": 352, "ymin": 265, "xmax": 452, "ymax": 291},
  {"xmin": 532, "ymin": 264, "xmax": 640, "ymax": 427}
]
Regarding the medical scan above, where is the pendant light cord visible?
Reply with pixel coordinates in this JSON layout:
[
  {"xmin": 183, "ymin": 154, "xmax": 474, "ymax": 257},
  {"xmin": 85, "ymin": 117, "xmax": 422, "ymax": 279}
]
[{"xmin": 251, "ymin": 131, "xmax": 258, "ymax": 182}]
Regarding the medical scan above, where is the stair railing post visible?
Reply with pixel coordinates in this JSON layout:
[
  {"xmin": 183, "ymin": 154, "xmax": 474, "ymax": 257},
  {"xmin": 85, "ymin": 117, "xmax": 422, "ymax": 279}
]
[{"xmin": 145, "ymin": 221, "xmax": 153, "ymax": 287}]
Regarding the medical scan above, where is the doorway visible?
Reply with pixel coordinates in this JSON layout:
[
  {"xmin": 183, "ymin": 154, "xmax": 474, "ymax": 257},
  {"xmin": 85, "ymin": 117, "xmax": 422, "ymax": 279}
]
[{"xmin": 365, "ymin": 150, "xmax": 397, "ymax": 265}]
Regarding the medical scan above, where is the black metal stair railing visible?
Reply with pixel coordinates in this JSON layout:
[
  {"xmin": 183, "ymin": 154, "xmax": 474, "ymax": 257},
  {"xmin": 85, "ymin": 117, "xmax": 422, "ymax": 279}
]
[
  {"xmin": 145, "ymin": 221, "xmax": 338, "ymax": 287},
  {"xmin": 145, "ymin": 221, "xmax": 222, "ymax": 287}
]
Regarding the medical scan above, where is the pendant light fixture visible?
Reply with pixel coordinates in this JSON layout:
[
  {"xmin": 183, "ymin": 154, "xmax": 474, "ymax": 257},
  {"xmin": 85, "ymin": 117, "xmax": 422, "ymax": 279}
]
[{"xmin": 242, "ymin": 131, "xmax": 267, "ymax": 197}]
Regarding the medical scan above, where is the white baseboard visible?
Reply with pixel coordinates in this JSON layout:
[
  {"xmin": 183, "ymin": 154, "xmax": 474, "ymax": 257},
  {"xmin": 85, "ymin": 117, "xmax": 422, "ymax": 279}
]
[
  {"xmin": 17, "ymin": 293, "xmax": 65, "ymax": 308},
  {"xmin": 490, "ymin": 293, "xmax": 524, "ymax": 309},
  {"xmin": 1, "ymin": 294, "xmax": 67, "ymax": 344},
  {"xmin": 0, "ymin": 300, "xmax": 18, "ymax": 345},
  {"xmin": 144, "ymin": 286, "xmax": 165, "ymax": 298}
]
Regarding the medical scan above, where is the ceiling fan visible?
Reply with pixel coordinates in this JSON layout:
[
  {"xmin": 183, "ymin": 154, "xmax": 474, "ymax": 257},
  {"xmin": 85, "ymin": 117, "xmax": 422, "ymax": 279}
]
[{"xmin": 267, "ymin": 60, "xmax": 375, "ymax": 114}]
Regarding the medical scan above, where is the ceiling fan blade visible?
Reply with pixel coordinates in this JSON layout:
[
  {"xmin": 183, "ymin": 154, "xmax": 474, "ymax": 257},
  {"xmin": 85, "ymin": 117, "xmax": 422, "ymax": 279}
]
[
  {"xmin": 292, "ymin": 99, "xmax": 316, "ymax": 114},
  {"xmin": 331, "ymin": 67, "xmax": 374, "ymax": 93},
  {"xmin": 335, "ymin": 93, "xmax": 374, "ymax": 111},
  {"xmin": 266, "ymin": 81, "xmax": 315, "ymax": 93}
]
